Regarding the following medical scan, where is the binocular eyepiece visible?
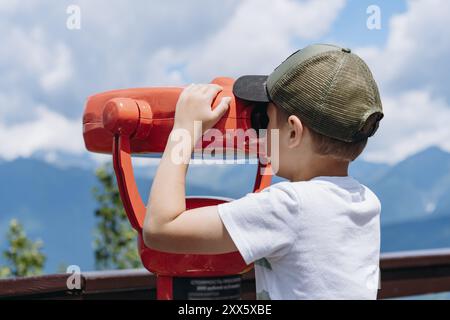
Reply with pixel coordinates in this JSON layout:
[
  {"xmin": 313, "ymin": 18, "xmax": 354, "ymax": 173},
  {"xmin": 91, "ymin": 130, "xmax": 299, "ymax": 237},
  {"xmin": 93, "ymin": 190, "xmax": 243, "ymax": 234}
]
[{"xmin": 250, "ymin": 102, "xmax": 269, "ymax": 134}]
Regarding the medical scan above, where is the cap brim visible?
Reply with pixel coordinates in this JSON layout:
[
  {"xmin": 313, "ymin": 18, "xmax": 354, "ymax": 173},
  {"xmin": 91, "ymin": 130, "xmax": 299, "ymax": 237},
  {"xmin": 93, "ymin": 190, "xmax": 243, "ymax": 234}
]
[{"xmin": 233, "ymin": 75, "xmax": 270, "ymax": 103}]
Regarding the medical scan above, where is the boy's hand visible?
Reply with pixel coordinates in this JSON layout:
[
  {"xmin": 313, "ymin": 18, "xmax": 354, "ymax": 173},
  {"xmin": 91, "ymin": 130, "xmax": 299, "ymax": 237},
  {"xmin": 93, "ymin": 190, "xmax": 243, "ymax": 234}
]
[{"xmin": 173, "ymin": 84, "xmax": 231, "ymax": 134}]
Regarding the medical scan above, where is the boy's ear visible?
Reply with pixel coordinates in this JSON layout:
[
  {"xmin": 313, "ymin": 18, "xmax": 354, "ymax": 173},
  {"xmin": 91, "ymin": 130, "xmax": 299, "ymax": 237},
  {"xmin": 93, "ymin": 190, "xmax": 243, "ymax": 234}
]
[{"xmin": 287, "ymin": 115, "xmax": 303, "ymax": 148}]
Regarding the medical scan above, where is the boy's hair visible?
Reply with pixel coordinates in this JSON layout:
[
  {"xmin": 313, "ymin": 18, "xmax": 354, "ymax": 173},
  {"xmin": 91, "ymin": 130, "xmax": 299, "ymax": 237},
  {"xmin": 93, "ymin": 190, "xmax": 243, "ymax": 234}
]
[{"xmin": 276, "ymin": 105, "xmax": 370, "ymax": 162}]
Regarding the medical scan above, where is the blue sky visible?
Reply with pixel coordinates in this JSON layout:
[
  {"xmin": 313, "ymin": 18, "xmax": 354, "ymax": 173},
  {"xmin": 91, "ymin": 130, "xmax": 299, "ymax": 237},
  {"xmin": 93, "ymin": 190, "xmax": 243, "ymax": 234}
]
[{"xmin": 1, "ymin": 0, "xmax": 450, "ymax": 165}]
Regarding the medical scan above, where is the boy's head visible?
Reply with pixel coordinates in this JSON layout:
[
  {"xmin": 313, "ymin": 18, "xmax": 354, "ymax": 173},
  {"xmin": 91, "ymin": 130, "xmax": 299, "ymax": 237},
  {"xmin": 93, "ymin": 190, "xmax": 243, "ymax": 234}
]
[{"xmin": 233, "ymin": 44, "xmax": 383, "ymax": 178}]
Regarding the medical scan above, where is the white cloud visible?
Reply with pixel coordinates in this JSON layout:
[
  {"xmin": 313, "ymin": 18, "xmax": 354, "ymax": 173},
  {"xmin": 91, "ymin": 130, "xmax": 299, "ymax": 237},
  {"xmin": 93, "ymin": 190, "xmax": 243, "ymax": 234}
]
[
  {"xmin": 5, "ymin": 0, "xmax": 450, "ymax": 166},
  {"xmin": 364, "ymin": 90, "xmax": 450, "ymax": 164},
  {"xmin": 0, "ymin": 0, "xmax": 41, "ymax": 12},
  {"xmin": 0, "ymin": 91, "xmax": 37, "ymax": 123},
  {"xmin": 356, "ymin": 0, "xmax": 450, "ymax": 163},
  {"xmin": 186, "ymin": 0, "xmax": 346, "ymax": 80},
  {"xmin": 0, "ymin": 26, "xmax": 73, "ymax": 93},
  {"xmin": 0, "ymin": 0, "xmax": 346, "ymax": 163},
  {"xmin": 0, "ymin": 0, "xmax": 237, "ymax": 160},
  {"xmin": 143, "ymin": 47, "xmax": 185, "ymax": 86},
  {"xmin": 0, "ymin": 0, "xmax": 22, "ymax": 12},
  {"xmin": 356, "ymin": 0, "xmax": 450, "ymax": 97},
  {"xmin": 39, "ymin": 43, "xmax": 73, "ymax": 92},
  {"xmin": 0, "ymin": 107, "xmax": 84, "ymax": 160}
]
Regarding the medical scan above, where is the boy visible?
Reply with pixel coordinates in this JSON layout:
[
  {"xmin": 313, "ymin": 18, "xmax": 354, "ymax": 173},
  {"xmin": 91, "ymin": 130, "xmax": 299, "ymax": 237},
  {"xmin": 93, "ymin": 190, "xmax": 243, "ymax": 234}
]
[{"xmin": 143, "ymin": 44, "xmax": 383, "ymax": 300}]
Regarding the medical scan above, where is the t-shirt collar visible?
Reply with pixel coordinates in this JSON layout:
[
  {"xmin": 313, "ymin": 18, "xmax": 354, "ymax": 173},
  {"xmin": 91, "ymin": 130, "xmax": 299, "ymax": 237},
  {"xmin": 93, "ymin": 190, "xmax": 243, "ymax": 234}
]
[{"xmin": 310, "ymin": 175, "xmax": 359, "ymax": 188}]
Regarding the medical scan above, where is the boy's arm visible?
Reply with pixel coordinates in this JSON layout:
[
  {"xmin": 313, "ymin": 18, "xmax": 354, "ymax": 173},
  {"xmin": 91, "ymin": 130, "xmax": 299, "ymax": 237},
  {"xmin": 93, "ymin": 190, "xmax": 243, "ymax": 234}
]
[{"xmin": 142, "ymin": 84, "xmax": 237, "ymax": 254}]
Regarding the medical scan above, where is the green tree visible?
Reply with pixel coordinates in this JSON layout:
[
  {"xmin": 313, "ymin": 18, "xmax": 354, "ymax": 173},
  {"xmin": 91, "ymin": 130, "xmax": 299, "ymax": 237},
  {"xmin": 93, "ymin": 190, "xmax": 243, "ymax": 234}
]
[
  {"xmin": 0, "ymin": 219, "xmax": 46, "ymax": 278},
  {"xmin": 92, "ymin": 162, "xmax": 141, "ymax": 270}
]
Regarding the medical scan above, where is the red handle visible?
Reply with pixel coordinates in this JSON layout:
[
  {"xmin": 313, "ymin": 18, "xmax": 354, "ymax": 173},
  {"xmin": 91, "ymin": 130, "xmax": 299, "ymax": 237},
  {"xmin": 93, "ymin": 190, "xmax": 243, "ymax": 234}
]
[{"xmin": 112, "ymin": 135, "xmax": 146, "ymax": 231}]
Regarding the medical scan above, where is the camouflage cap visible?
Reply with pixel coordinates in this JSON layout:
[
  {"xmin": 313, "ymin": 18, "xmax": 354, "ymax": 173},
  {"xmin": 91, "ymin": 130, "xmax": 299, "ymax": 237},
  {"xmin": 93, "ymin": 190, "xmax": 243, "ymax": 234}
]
[{"xmin": 233, "ymin": 44, "xmax": 383, "ymax": 142}]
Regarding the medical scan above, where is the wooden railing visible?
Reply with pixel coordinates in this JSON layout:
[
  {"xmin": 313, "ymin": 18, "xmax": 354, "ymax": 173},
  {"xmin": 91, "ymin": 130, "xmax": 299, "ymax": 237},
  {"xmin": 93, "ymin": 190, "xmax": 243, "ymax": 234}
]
[
  {"xmin": 379, "ymin": 248, "xmax": 450, "ymax": 299},
  {"xmin": 2, "ymin": 249, "xmax": 450, "ymax": 299}
]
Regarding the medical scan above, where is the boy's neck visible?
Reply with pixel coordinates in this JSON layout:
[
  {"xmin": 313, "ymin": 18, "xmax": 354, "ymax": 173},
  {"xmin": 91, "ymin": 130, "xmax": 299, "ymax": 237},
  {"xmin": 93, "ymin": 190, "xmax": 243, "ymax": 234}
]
[{"xmin": 288, "ymin": 156, "xmax": 350, "ymax": 182}]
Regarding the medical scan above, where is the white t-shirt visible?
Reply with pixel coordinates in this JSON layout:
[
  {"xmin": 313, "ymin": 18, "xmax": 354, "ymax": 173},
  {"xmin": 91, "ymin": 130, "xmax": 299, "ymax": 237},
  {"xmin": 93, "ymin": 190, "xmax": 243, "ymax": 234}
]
[{"xmin": 217, "ymin": 176, "xmax": 381, "ymax": 300}]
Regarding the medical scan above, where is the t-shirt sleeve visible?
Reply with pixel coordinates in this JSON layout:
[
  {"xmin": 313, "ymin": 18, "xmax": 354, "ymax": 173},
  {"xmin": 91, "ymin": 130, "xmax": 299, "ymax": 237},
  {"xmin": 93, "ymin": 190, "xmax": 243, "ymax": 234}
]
[{"xmin": 217, "ymin": 181, "xmax": 300, "ymax": 265}]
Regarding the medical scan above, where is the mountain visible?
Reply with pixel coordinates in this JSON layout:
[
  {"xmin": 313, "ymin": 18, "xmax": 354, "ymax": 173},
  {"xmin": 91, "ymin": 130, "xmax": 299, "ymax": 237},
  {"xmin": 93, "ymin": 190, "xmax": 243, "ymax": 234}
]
[
  {"xmin": 382, "ymin": 215, "xmax": 450, "ymax": 252},
  {"xmin": 349, "ymin": 160, "xmax": 390, "ymax": 184},
  {"xmin": 1, "ymin": 146, "xmax": 450, "ymax": 273},
  {"xmin": 0, "ymin": 158, "xmax": 96, "ymax": 273},
  {"xmin": 351, "ymin": 146, "xmax": 450, "ymax": 252},
  {"xmin": 354, "ymin": 147, "xmax": 450, "ymax": 225}
]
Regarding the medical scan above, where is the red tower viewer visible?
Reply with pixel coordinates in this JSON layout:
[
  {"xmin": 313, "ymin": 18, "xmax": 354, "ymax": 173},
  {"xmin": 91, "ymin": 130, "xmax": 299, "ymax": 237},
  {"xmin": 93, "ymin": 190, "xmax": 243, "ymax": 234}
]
[{"xmin": 82, "ymin": 77, "xmax": 272, "ymax": 299}]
